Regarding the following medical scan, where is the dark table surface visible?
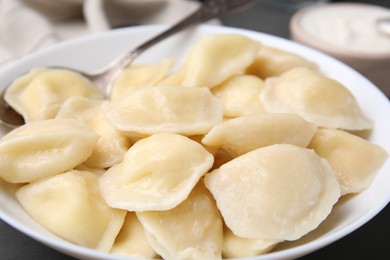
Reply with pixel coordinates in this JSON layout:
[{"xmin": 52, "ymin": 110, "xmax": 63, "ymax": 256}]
[{"xmin": 1, "ymin": 0, "xmax": 389, "ymax": 259}]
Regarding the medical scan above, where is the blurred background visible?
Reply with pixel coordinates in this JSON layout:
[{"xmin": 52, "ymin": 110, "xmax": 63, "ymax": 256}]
[{"xmin": 221, "ymin": 0, "xmax": 390, "ymax": 38}]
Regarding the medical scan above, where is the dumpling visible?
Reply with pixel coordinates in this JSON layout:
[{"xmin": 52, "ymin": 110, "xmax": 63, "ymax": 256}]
[
  {"xmin": 111, "ymin": 212, "xmax": 158, "ymax": 258},
  {"xmin": 204, "ymin": 144, "xmax": 340, "ymax": 241},
  {"xmin": 0, "ymin": 118, "xmax": 98, "ymax": 183},
  {"xmin": 202, "ymin": 113, "xmax": 317, "ymax": 157},
  {"xmin": 16, "ymin": 170, "xmax": 126, "ymax": 252},
  {"xmin": 99, "ymin": 133, "xmax": 214, "ymax": 211},
  {"xmin": 309, "ymin": 128, "xmax": 388, "ymax": 195},
  {"xmin": 173, "ymin": 34, "xmax": 261, "ymax": 88},
  {"xmin": 155, "ymin": 69, "xmax": 185, "ymax": 87},
  {"xmin": 136, "ymin": 181, "xmax": 223, "ymax": 260},
  {"xmin": 260, "ymin": 67, "xmax": 373, "ymax": 130},
  {"xmin": 222, "ymin": 225, "xmax": 279, "ymax": 258},
  {"xmin": 4, "ymin": 68, "xmax": 104, "ymax": 122},
  {"xmin": 211, "ymin": 75, "xmax": 265, "ymax": 117},
  {"xmin": 102, "ymin": 86, "xmax": 223, "ymax": 136},
  {"xmin": 246, "ymin": 45, "xmax": 319, "ymax": 79},
  {"xmin": 56, "ymin": 96, "xmax": 131, "ymax": 169},
  {"xmin": 110, "ymin": 60, "xmax": 173, "ymax": 101}
]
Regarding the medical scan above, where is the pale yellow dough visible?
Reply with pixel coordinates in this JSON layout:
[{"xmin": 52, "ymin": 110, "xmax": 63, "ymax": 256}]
[
  {"xmin": 204, "ymin": 144, "xmax": 340, "ymax": 241},
  {"xmin": 211, "ymin": 75, "xmax": 265, "ymax": 117},
  {"xmin": 246, "ymin": 45, "xmax": 319, "ymax": 79},
  {"xmin": 110, "ymin": 60, "xmax": 173, "ymax": 101},
  {"xmin": 202, "ymin": 113, "xmax": 317, "ymax": 157},
  {"xmin": 173, "ymin": 34, "xmax": 262, "ymax": 88},
  {"xmin": 56, "ymin": 96, "xmax": 131, "ymax": 169},
  {"xmin": 4, "ymin": 68, "xmax": 103, "ymax": 122},
  {"xmin": 99, "ymin": 133, "xmax": 214, "ymax": 211},
  {"xmin": 136, "ymin": 182, "xmax": 223, "ymax": 260},
  {"xmin": 0, "ymin": 118, "xmax": 97, "ymax": 183},
  {"xmin": 102, "ymin": 86, "xmax": 223, "ymax": 135},
  {"xmin": 261, "ymin": 68, "xmax": 373, "ymax": 130},
  {"xmin": 309, "ymin": 128, "xmax": 388, "ymax": 195},
  {"xmin": 16, "ymin": 170, "xmax": 126, "ymax": 252},
  {"xmin": 222, "ymin": 225, "xmax": 279, "ymax": 258},
  {"xmin": 111, "ymin": 212, "xmax": 158, "ymax": 258}
]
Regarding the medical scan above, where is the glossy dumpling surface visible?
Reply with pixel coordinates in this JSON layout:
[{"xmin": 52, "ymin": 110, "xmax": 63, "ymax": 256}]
[
  {"xmin": 204, "ymin": 144, "xmax": 340, "ymax": 241},
  {"xmin": 136, "ymin": 182, "xmax": 223, "ymax": 260},
  {"xmin": 202, "ymin": 113, "xmax": 317, "ymax": 157},
  {"xmin": 246, "ymin": 45, "xmax": 319, "ymax": 79},
  {"xmin": 4, "ymin": 68, "xmax": 103, "ymax": 122},
  {"xmin": 99, "ymin": 133, "xmax": 214, "ymax": 211},
  {"xmin": 110, "ymin": 60, "xmax": 173, "ymax": 101},
  {"xmin": 309, "ymin": 128, "xmax": 388, "ymax": 195},
  {"xmin": 111, "ymin": 212, "xmax": 158, "ymax": 258},
  {"xmin": 175, "ymin": 34, "xmax": 261, "ymax": 88},
  {"xmin": 222, "ymin": 225, "xmax": 279, "ymax": 258},
  {"xmin": 211, "ymin": 75, "xmax": 265, "ymax": 117},
  {"xmin": 0, "ymin": 118, "xmax": 97, "ymax": 183},
  {"xmin": 102, "ymin": 86, "xmax": 223, "ymax": 135},
  {"xmin": 56, "ymin": 96, "xmax": 131, "ymax": 169},
  {"xmin": 261, "ymin": 68, "xmax": 373, "ymax": 130},
  {"xmin": 16, "ymin": 170, "xmax": 126, "ymax": 252}
]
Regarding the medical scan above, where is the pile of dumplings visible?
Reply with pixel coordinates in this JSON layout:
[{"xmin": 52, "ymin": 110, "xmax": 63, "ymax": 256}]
[{"xmin": 0, "ymin": 33, "xmax": 388, "ymax": 259}]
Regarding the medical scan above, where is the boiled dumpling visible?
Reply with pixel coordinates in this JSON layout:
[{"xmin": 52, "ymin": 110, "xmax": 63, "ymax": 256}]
[
  {"xmin": 111, "ymin": 212, "xmax": 158, "ymax": 258},
  {"xmin": 110, "ymin": 60, "xmax": 173, "ymax": 101},
  {"xmin": 261, "ymin": 68, "xmax": 373, "ymax": 130},
  {"xmin": 136, "ymin": 181, "xmax": 223, "ymax": 260},
  {"xmin": 204, "ymin": 144, "xmax": 340, "ymax": 241},
  {"xmin": 202, "ymin": 113, "xmax": 317, "ymax": 157},
  {"xmin": 16, "ymin": 170, "xmax": 126, "ymax": 252},
  {"xmin": 99, "ymin": 133, "xmax": 214, "ymax": 211},
  {"xmin": 4, "ymin": 68, "xmax": 104, "ymax": 122},
  {"xmin": 246, "ymin": 45, "xmax": 319, "ymax": 79},
  {"xmin": 155, "ymin": 69, "xmax": 185, "ymax": 87},
  {"xmin": 309, "ymin": 128, "xmax": 388, "ymax": 195},
  {"xmin": 222, "ymin": 225, "xmax": 279, "ymax": 258},
  {"xmin": 56, "ymin": 96, "xmax": 131, "ymax": 169},
  {"xmin": 211, "ymin": 75, "xmax": 265, "ymax": 117},
  {"xmin": 0, "ymin": 118, "xmax": 98, "ymax": 183},
  {"xmin": 173, "ymin": 34, "xmax": 261, "ymax": 88},
  {"xmin": 102, "ymin": 86, "xmax": 223, "ymax": 136}
]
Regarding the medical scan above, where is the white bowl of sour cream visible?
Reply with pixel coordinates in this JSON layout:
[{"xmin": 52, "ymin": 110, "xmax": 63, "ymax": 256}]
[{"xmin": 290, "ymin": 2, "xmax": 390, "ymax": 96}]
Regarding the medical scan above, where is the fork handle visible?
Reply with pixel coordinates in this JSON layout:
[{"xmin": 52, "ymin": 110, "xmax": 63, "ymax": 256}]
[
  {"xmin": 101, "ymin": 0, "xmax": 255, "ymax": 93},
  {"xmin": 130, "ymin": 0, "xmax": 256, "ymax": 57}
]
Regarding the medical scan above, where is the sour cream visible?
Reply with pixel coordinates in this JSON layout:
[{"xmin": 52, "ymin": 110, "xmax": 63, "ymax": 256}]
[
  {"xmin": 300, "ymin": 5, "xmax": 390, "ymax": 54},
  {"xmin": 292, "ymin": 3, "xmax": 390, "ymax": 55}
]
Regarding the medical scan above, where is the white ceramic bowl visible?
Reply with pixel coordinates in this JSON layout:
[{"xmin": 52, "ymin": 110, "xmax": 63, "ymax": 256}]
[{"xmin": 0, "ymin": 24, "xmax": 390, "ymax": 260}]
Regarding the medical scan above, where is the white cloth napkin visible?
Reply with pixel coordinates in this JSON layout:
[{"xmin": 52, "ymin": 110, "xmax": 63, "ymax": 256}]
[{"xmin": 0, "ymin": 0, "xmax": 208, "ymax": 66}]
